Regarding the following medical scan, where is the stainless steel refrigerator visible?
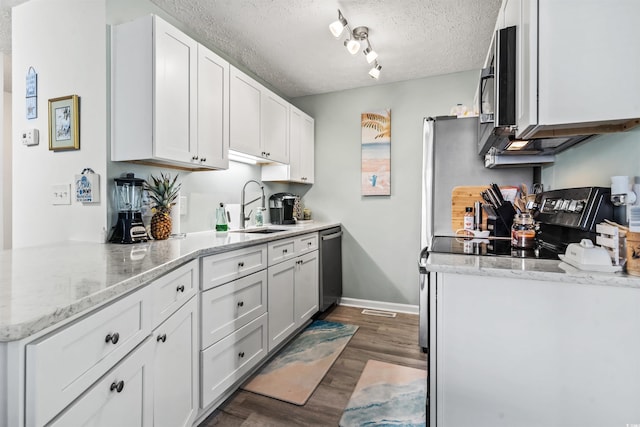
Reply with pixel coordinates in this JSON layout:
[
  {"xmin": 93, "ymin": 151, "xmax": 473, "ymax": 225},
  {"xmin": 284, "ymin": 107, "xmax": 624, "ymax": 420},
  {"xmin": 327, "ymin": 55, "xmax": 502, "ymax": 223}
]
[{"xmin": 418, "ymin": 116, "xmax": 533, "ymax": 349}]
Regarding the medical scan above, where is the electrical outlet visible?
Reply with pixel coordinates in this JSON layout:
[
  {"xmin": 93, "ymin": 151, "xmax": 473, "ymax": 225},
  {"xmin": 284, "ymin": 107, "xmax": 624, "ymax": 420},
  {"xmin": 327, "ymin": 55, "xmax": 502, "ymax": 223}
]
[
  {"xmin": 51, "ymin": 184, "xmax": 71, "ymax": 205},
  {"xmin": 180, "ymin": 195, "xmax": 187, "ymax": 215}
]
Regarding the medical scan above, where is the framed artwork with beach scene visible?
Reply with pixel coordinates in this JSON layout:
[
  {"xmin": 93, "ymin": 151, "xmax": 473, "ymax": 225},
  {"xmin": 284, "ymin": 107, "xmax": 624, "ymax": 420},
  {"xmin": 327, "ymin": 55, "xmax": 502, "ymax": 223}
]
[{"xmin": 361, "ymin": 109, "xmax": 391, "ymax": 196}]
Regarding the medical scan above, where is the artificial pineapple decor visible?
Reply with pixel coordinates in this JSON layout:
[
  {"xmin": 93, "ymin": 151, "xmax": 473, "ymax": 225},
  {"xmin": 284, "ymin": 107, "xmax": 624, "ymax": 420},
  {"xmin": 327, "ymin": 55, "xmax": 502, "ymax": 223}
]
[{"xmin": 145, "ymin": 172, "xmax": 181, "ymax": 240}]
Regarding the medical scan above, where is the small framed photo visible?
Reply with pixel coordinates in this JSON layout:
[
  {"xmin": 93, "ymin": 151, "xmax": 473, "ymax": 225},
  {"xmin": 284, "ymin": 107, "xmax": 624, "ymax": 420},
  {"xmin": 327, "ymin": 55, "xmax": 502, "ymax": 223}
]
[{"xmin": 48, "ymin": 95, "xmax": 80, "ymax": 151}]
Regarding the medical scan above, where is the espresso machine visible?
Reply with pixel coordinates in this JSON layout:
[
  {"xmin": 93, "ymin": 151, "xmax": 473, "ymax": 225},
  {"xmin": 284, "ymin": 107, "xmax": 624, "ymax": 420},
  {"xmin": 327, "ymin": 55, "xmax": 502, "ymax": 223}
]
[
  {"xmin": 109, "ymin": 173, "xmax": 149, "ymax": 244},
  {"xmin": 269, "ymin": 193, "xmax": 298, "ymax": 225}
]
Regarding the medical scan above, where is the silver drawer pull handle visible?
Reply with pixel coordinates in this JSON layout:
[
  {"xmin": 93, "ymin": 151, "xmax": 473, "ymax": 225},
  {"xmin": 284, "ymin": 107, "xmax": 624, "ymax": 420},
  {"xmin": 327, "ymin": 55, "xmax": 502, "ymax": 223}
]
[
  {"xmin": 238, "ymin": 261, "xmax": 245, "ymax": 267},
  {"xmin": 157, "ymin": 334, "xmax": 167, "ymax": 343},
  {"xmin": 237, "ymin": 301, "xmax": 244, "ymax": 307},
  {"xmin": 105, "ymin": 332, "xmax": 120, "ymax": 345},
  {"xmin": 110, "ymin": 380, "xmax": 124, "ymax": 393},
  {"xmin": 283, "ymin": 249, "xmax": 288, "ymax": 254},
  {"xmin": 238, "ymin": 351, "xmax": 245, "ymax": 358},
  {"xmin": 176, "ymin": 284, "xmax": 185, "ymax": 293}
]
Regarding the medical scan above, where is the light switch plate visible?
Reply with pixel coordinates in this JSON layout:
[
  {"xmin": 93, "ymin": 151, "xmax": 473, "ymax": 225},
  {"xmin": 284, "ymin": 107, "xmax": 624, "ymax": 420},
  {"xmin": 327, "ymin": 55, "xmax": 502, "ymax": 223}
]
[{"xmin": 51, "ymin": 184, "xmax": 71, "ymax": 205}]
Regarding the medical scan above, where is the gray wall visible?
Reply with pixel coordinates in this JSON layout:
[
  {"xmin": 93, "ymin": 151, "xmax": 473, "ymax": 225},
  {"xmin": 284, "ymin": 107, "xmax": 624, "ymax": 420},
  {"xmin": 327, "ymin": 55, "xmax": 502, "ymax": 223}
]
[{"xmin": 293, "ymin": 70, "xmax": 479, "ymax": 306}]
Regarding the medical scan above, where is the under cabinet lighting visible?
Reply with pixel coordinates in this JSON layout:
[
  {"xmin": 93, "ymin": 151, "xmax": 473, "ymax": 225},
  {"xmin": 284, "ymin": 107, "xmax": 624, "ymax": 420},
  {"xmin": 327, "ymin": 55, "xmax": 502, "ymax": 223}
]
[
  {"xmin": 506, "ymin": 140, "xmax": 530, "ymax": 151},
  {"xmin": 228, "ymin": 152, "xmax": 258, "ymax": 165}
]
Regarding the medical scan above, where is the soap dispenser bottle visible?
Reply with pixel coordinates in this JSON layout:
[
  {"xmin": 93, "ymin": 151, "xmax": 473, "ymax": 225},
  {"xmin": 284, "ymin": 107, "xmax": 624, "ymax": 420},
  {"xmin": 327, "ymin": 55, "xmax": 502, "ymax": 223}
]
[{"xmin": 215, "ymin": 203, "xmax": 228, "ymax": 232}]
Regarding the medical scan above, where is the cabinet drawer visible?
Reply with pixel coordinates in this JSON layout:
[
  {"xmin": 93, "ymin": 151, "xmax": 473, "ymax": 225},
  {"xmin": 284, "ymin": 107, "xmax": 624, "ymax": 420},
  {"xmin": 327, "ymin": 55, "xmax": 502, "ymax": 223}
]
[
  {"xmin": 268, "ymin": 237, "xmax": 296, "ymax": 265},
  {"xmin": 25, "ymin": 287, "xmax": 151, "ymax": 427},
  {"xmin": 200, "ymin": 313, "xmax": 267, "ymax": 408},
  {"xmin": 150, "ymin": 259, "xmax": 198, "ymax": 329},
  {"xmin": 201, "ymin": 270, "xmax": 267, "ymax": 349},
  {"xmin": 48, "ymin": 337, "xmax": 153, "ymax": 427},
  {"xmin": 201, "ymin": 245, "xmax": 267, "ymax": 290},
  {"xmin": 296, "ymin": 233, "xmax": 318, "ymax": 255}
]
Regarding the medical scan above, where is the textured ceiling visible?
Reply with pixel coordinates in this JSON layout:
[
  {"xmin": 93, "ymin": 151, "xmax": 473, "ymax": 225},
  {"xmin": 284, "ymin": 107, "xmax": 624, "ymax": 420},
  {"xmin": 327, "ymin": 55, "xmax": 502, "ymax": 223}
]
[{"xmin": 1, "ymin": 0, "xmax": 502, "ymax": 98}]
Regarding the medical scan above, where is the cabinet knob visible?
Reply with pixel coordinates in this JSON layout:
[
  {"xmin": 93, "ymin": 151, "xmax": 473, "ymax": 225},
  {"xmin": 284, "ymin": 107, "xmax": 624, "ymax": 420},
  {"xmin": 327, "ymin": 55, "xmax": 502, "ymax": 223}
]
[
  {"xmin": 110, "ymin": 380, "xmax": 125, "ymax": 393},
  {"xmin": 266, "ymin": 152, "xmax": 271, "ymax": 157},
  {"xmin": 237, "ymin": 301, "xmax": 244, "ymax": 307},
  {"xmin": 308, "ymin": 242, "xmax": 312, "ymax": 247},
  {"xmin": 157, "ymin": 334, "xmax": 167, "ymax": 343},
  {"xmin": 200, "ymin": 158, "xmax": 206, "ymax": 162},
  {"xmin": 192, "ymin": 155, "xmax": 199, "ymax": 160},
  {"xmin": 261, "ymin": 151, "xmax": 266, "ymax": 157},
  {"xmin": 105, "ymin": 332, "xmax": 120, "ymax": 345},
  {"xmin": 283, "ymin": 249, "xmax": 288, "ymax": 254},
  {"xmin": 238, "ymin": 351, "xmax": 245, "ymax": 358},
  {"xmin": 238, "ymin": 261, "xmax": 245, "ymax": 267},
  {"xmin": 176, "ymin": 284, "xmax": 185, "ymax": 293}
]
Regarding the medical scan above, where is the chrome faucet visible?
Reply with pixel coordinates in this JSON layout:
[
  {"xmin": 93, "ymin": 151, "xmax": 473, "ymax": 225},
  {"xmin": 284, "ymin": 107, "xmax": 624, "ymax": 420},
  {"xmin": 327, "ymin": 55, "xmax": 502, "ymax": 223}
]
[{"xmin": 240, "ymin": 180, "xmax": 265, "ymax": 229}]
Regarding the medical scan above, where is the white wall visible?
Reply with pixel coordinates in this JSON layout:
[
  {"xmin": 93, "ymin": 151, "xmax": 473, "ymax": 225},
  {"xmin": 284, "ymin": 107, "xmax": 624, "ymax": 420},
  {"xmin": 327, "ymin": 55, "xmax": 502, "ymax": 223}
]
[
  {"xmin": 541, "ymin": 127, "xmax": 640, "ymax": 190},
  {"xmin": 12, "ymin": 0, "xmax": 108, "ymax": 248},
  {"xmin": 1, "ymin": 52, "xmax": 9, "ymax": 250},
  {"xmin": 293, "ymin": 70, "xmax": 478, "ymax": 306}
]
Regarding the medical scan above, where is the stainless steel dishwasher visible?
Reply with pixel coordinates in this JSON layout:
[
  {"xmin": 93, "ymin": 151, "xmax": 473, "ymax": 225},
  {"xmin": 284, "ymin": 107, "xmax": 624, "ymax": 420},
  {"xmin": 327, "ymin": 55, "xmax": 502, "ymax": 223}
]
[{"xmin": 319, "ymin": 226, "xmax": 342, "ymax": 311}]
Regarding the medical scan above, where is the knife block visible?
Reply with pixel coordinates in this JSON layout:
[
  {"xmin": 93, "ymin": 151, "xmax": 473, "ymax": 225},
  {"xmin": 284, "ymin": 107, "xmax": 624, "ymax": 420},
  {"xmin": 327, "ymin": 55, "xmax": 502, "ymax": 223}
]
[{"xmin": 486, "ymin": 202, "xmax": 516, "ymax": 238}]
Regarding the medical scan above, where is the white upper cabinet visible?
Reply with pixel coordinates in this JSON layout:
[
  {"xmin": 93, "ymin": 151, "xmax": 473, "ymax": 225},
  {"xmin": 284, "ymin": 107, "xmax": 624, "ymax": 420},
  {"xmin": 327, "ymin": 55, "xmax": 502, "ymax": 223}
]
[
  {"xmin": 229, "ymin": 66, "xmax": 262, "ymax": 158},
  {"xmin": 229, "ymin": 65, "xmax": 290, "ymax": 164},
  {"xmin": 197, "ymin": 44, "xmax": 230, "ymax": 169},
  {"xmin": 111, "ymin": 15, "xmax": 229, "ymax": 170},
  {"xmin": 262, "ymin": 105, "xmax": 314, "ymax": 183},
  {"xmin": 500, "ymin": 0, "xmax": 640, "ymax": 140}
]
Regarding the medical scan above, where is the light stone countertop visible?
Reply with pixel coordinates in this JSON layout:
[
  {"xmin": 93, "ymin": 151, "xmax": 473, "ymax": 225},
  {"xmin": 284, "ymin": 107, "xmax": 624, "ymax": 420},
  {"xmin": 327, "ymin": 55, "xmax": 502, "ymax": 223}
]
[
  {"xmin": 426, "ymin": 252, "xmax": 640, "ymax": 289},
  {"xmin": 0, "ymin": 222, "xmax": 340, "ymax": 342}
]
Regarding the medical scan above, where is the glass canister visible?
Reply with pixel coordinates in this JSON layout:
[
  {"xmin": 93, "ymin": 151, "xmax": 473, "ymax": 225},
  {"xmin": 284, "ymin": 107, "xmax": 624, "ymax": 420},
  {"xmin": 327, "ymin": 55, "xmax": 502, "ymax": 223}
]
[{"xmin": 511, "ymin": 213, "xmax": 537, "ymax": 248}]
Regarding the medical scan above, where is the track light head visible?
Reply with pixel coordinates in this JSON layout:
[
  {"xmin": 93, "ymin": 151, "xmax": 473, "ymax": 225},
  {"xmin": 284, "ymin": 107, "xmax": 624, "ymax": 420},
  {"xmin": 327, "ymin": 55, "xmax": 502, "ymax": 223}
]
[
  {"xmin": 369, "ymin": 62, "xmax": 382, "ymax": 79},
  {"xmin": 345, "ymin": 38, "xmax": 360, "ymax": 55},
  {"xmin": 363, "ymin": 47, "xmax": 378, "ymax": 64},
  {"xmin": 329, "ymin": 9, "xmax": 348, "ymax": 38}
]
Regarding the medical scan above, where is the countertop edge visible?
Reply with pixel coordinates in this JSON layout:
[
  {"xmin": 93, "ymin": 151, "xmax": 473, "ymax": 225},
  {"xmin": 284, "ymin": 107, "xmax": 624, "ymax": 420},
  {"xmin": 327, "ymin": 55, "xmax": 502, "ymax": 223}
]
[
  {"xmin": 0, "ymin": 222, "xmax": 340, "ymax": 342},
  {"xmin": 426, "ymin": 252, "xmax": 640, "ymax": 290}
]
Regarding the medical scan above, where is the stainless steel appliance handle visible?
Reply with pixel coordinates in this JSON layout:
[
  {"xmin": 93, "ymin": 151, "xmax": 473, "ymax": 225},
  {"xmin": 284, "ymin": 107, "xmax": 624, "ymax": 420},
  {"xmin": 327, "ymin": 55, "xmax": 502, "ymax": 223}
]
[{"xmin": 321, "ymin": 231, "xmax": 343, "ymax": 241}]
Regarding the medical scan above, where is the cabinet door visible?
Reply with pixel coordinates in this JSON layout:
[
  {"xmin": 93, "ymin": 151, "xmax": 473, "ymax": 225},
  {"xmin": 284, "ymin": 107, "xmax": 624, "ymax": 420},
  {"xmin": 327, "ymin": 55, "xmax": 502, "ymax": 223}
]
[
  {"xmin": 49, "ymin": 338, "xmax": 153, "ymax": 427},
  {"xmin": 154, "ymin": 17, "xmax": 198, "ymax": 163},
  {"xmin": 197, "ymin": 44, "xmax": 229, "ymax": 169},
  {"xmin": 229, "ymin": 66, "xmax": 261, "ymax": 157},
  {"xmin": 201, "ymin": 270, "xmax": 268, "ymax": 349},
  {"xmin": 200, "ymin": 314, "xmax": 267, "ymax": 408},
  {"xmin": 261, "ymin": 88, "xmax": 289, "ymax": 163},
  {"xmin": 26, "ymin": 287, "xmax": 151, "ymax": 426},
  {"xmin": 298, "ymin": 112, "xmax": 315, "ymax": 183},
  {"xmin": 152, "ymin": 297, "xmax": 198, "ymax": 427},
  {"xmin": 294, "ymin": 251, "xmax": 319, "ymax": 326},
  {"xmin": 267, "ymin": 258, "xmax": 296, "ymax": 352},
  {"xmin": 288, "ymin": 106, "xmax": 303, "ymax": 181}
]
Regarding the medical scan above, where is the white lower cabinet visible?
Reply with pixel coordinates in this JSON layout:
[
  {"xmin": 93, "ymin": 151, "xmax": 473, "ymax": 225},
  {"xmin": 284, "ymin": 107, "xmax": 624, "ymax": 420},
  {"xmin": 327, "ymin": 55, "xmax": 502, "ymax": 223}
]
[
  {"xmin": 48, "ymin": 337, "xmax": 153, "ymax": 427},
  {"xmin": 267, "ymin": 233, "xmax": 319, "ymax": 352},
  {"xmin": 152, "ymin": 296, "xmax": 198, "ymax": 427},
  {"xmin": 267, "ymin": 258, "xmax": 296, "ymax": 351},
  {"xmin": 200, "ymin": 313, "xmax": 268, "ymax": 408},
  {"xmin": 25, "ymin": 287, "xmax": 151, "ymax": 426}
]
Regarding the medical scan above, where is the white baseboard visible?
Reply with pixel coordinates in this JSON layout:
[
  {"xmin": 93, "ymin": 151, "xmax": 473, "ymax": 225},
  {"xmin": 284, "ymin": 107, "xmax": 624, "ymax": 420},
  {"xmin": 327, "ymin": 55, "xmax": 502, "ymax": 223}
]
[{"xmin": 338, "ymin": 297, "xmax": 419, "ymax": 315}]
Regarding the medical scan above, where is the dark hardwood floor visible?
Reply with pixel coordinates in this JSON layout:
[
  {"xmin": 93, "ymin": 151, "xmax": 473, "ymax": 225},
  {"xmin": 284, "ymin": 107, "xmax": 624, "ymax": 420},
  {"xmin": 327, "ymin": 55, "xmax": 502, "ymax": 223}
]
[{"xmin": 199, "ymin": 305, "xmax": 427, "ymax": 426}]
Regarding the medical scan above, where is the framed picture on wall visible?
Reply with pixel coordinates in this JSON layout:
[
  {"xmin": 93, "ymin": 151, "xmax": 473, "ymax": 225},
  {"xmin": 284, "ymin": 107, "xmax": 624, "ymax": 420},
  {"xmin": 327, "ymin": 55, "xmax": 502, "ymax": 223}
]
[{"xmin": 48, "ymin": 95, "xmax": 80, "ymax": 151}]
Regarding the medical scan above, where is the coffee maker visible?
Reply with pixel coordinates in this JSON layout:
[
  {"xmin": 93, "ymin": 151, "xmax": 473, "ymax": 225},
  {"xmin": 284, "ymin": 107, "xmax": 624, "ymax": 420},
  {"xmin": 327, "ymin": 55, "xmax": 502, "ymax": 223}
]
[
  {"xmin": 109, "ymin": 173, "xmax": 149, "ymax": 244},
  {"xmin": 269, "ymin": 193, "xmax": 298, "ymax": 225}
]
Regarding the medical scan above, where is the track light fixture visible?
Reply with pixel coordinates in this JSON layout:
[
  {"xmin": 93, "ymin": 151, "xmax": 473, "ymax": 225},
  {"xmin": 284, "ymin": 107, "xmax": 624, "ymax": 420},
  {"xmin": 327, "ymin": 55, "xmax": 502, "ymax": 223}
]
[{"xmin": 329, "ymin": 9, "xmax": 382, "ymax": 79}]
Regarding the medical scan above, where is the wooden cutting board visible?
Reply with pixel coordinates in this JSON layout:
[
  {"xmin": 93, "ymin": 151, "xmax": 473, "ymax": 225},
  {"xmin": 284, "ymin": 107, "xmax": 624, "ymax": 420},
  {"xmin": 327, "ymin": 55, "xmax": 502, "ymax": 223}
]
[{"xmin": 451, "ymin": 186, "xmax": 487, "ymax": 231}]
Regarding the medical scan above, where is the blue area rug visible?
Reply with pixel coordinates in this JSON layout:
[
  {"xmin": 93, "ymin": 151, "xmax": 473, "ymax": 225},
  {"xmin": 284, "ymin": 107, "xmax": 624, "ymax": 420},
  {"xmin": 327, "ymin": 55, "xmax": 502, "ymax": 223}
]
[
  {"xmin": 242, "ymin": 320, "xmax": 358, "ymax": 405},
  {"xmin": 340, "ymin": 359, "xmax": 427, "ymax": 427}
]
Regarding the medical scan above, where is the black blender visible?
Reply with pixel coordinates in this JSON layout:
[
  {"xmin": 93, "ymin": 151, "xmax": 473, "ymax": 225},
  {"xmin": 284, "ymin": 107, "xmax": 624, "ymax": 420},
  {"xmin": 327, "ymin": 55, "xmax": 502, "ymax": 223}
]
[{"xmin": 109, "ymin": 173, "xmax": 149, "ymax": 244}]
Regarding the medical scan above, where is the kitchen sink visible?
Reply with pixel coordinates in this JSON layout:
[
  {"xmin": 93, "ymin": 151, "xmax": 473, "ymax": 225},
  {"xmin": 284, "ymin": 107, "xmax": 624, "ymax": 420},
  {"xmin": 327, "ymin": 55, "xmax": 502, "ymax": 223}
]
[{"xmin": 232, "ymin": 228, "xmax": 289, "ymax": 234}]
